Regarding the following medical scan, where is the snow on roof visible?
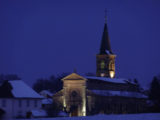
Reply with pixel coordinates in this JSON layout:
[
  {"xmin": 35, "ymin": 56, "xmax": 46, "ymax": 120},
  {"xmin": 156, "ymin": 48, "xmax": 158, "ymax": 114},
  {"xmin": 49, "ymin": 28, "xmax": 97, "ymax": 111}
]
[
  {"xmin": 31, "ymin": 109, "xmax": 47, "ymax": 117},
  {"xmin": 42, "ymin": 98, "xmax": 53, "ymax": 104},
  {"xmin": 9, "ymin": 80, "xmax": 43, "ymax": 98},
  {"xmin": 85, "ymin": 76, "xmax": 127, "ymax": 84},
  {"xmin": 91, "ymin": 90, "xmax": 147, "ymax": 98},
  {"xmin": 40, "ymin": 90, "xmax": 53, "ymax": 97},
  {"xmin": 106, "ymin": 50, "xmax": 111, "ymax": 54}
]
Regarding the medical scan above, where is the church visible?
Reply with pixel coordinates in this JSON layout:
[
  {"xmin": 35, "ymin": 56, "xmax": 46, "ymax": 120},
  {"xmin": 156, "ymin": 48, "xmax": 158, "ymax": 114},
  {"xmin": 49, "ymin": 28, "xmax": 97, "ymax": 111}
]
[{"xmin": 53, "ymin": 16, "xmax": 147, "ymax": 116}]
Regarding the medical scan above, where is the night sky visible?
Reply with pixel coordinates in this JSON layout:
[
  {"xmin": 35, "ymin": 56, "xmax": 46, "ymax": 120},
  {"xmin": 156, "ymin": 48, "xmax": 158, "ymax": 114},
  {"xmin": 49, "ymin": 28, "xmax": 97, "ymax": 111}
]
[{"xmin": 0, "ymin": 0, "xmax": 160, "ymax": 88}]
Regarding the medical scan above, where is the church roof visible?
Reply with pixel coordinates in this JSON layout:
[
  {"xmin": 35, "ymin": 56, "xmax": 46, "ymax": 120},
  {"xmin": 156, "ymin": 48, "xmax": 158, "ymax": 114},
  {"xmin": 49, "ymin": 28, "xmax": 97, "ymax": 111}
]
[
  {"xmin": 100, "ymin": 23, "xmax": 112, "ymax": 54},
  {"xmin": 62, "ymin": 73, "xmax": 87, "ymax": 81},
  {"xmin": 91, "ymin": 89, "xmax": 147, "ymax": 98},
  {"xmin": 85, "ymin": 76, "xmax": 127, "ymax": 84}
]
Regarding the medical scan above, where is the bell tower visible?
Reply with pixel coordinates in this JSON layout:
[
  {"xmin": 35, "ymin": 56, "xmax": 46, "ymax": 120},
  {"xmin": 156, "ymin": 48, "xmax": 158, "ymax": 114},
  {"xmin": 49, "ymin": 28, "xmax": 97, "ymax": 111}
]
[{"xmin": 96, "ymin": 13, "xmax": 116, "ymax": 78}]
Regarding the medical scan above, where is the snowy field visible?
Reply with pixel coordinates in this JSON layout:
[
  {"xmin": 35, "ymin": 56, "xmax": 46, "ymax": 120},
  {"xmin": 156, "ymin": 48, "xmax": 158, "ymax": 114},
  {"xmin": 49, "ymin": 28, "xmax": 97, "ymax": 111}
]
[{"xmin": 14, "ymin": 113, "xmax": 160, "ymax": 120}]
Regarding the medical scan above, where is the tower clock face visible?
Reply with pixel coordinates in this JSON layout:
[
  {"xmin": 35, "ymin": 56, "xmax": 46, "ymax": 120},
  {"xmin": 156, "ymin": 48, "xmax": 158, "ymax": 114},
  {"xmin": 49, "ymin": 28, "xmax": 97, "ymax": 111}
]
[{"xmin": 101, "ymin": 60, "xmax": 105, "ymax": 69}]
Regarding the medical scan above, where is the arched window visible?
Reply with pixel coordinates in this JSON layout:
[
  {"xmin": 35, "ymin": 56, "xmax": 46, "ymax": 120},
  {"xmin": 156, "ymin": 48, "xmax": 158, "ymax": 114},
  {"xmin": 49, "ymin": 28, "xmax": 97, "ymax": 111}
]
[
  {"xmin": 109, "ymin": 61, "xmax": 114, "ymax": 70},
  {"xmin": 100, "ymin": 61, "xmax": 105, "ymax": 69}
]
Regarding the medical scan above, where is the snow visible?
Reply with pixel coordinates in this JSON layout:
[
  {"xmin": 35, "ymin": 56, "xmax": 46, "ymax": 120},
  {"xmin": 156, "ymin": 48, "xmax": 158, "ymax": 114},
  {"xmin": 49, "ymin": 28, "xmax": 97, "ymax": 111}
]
[
  {"xmin": 91, "ymin": 90, "xmax": 147, "ymax": 98},
  {"xmin": 106, "ymin": 50, "xmax": 111, "ymax": 54},
  {"xmin": 40, "ymin": 90, "xmax": 53, "ymax": 98},
  {"xmin": 85, "ymin": 76, "xmax": 128, "ymax": 84},
  {"xmin": 31, "ymin": 109, "xmax": 47, "ymax": 117},
  {"xmin": 9, "ymin": 80, "xmax": 43, "ymax": 98},
  {"xmin": 13, "ymin": 113, "xmax": 160, "ymax": 120},
  {"xmin": 42, "ymin": 98, "xmax": 53, "ymax": 104},
  {"xmin": 58, "ymin": 111, "xmax": 68, "ymax": 117}
]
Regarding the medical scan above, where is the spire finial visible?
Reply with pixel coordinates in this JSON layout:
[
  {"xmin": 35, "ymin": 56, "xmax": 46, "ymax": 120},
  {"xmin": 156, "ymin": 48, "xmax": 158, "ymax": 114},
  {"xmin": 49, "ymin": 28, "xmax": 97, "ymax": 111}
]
[
  {"xmin": 105, "ymin": 8, "xmax": 107, "ymax": 24},
  {"xmin": 73, "ymin": 68, "xmax": 77, "ymax": 73}
]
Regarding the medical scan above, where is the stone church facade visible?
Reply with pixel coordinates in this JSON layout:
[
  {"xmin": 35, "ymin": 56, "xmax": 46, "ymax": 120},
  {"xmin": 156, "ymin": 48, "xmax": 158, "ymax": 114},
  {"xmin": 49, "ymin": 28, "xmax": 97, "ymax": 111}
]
[
  {"xmin": 53, "ymin": 73, "xmax": 87, "ymax": 116},
  {"xmin": 53, "ymin": 17, "xmax": 147, "ymax": 116}
]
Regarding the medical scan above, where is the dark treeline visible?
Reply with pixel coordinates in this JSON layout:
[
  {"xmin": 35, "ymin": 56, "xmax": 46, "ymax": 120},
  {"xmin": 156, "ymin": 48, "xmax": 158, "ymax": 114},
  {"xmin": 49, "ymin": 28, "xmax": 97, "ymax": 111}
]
[
  {"xmin": 32, "ymin": 73, "xmax": 69, "ymax": 93},
  {"xmin": 0, "ymin": 74, "xmax": 21, "ymax": 83}
]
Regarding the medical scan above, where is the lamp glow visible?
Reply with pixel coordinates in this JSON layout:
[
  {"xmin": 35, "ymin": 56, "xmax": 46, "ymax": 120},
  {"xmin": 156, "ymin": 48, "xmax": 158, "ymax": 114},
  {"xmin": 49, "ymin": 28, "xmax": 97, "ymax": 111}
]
[
  {"xmin": 100, "ymin": 73, "xmax": 105, "ymax": 77},
  {"xmin": 109, "ymin": 71, "xmax": 115, "ymax": 78}
]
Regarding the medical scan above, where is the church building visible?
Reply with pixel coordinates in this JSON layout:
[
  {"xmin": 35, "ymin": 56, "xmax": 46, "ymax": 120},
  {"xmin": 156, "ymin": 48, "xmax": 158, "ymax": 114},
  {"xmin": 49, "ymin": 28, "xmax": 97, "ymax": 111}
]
[{"xmin": 53, "ymin": 16, "xmax": 147, "ymax": 116}]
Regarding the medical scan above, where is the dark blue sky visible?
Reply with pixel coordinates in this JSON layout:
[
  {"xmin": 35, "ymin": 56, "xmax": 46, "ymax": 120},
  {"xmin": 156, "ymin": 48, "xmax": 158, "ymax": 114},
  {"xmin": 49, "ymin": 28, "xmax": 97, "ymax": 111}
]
[{"xmin": 0, "ymin": 0, "xmax": 160, "ymax": 87}]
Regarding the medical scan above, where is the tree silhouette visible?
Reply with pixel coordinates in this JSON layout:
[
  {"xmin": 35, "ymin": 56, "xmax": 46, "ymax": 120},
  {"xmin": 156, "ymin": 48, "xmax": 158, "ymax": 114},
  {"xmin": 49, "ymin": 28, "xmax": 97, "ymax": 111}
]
[
  {"xmin": 149, "ymin": 76, "xmax": 160, "ymax": 112},
  {"xmin": 32, "ymin": 73, "xmax": 69, "ymax": 93}
]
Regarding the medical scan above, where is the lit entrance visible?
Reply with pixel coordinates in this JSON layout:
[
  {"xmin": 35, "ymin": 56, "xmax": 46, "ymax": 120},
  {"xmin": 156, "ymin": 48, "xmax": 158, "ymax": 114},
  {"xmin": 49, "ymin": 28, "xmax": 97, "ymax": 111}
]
[{"xmin": 70, "ymin": 105, "xmax": 78, "ymax": 116}]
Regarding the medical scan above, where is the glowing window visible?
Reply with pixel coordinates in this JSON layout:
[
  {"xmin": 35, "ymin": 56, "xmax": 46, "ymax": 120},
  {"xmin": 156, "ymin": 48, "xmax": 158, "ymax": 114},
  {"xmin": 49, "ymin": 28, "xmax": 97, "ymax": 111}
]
[
  {"xmin": 109, "ymin": 61, "xmax": 115, "ymax": 70},
  {"xmin": 101, "ymin": 61, "xmax": 105, "ymax": 69}
]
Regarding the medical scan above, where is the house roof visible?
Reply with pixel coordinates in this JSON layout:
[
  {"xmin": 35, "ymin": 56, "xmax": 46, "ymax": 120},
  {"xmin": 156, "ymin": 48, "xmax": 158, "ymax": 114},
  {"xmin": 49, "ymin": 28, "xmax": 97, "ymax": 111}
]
[{"xmin": 0, "ymin": 80, "xmax": 43, "ymax": 98}]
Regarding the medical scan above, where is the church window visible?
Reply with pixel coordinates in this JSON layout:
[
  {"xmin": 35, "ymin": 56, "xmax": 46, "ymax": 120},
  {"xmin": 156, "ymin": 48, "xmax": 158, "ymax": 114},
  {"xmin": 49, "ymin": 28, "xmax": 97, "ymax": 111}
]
[
  {"xmin": 101, "ymin": 61, "xmax": 105, "ymax": 69},
  {"xmin": 109, "ymin": 61, "xmax": 114, "ymax": 70}
]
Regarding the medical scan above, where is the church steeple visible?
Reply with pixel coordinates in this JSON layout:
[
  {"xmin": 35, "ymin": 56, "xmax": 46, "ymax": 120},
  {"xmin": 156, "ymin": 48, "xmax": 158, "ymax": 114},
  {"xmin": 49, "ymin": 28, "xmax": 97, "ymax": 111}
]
[
  {"xmin": 100, "ymin": 11, "xmax": 112, "ymax": 54},
  {"xmin": 100, "ymin": 23, "xmax": 112, "ymax": 54},
  {"xmin": 96, "ymin": 10, "xmax": 116, "ymax": 78}
]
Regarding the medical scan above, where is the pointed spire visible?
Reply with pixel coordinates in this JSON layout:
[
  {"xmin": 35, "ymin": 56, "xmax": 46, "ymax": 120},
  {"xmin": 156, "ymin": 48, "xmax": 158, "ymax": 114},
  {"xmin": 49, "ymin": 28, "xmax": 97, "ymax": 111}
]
[{"xmin": 99, "ymin": 9, "xmax": 112, "ymax": 54}]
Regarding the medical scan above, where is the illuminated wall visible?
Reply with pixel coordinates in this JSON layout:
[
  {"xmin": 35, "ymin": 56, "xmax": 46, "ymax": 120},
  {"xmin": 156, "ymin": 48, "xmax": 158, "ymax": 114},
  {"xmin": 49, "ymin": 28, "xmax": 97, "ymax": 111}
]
[{"xmin": 62, "ymin": 73, "xmax": 87, "ymax": 116}]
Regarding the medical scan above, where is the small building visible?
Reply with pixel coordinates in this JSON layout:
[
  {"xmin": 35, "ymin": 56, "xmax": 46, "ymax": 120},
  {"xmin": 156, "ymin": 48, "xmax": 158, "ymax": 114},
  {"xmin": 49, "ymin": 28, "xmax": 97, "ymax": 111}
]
[
  {"xmin": 39, "ymin": 90, "xmax": 53, "ymax": 109},
  {"xmin": 0, "ymin": 80, "xmax": 43, "ymax": 119},
  {"xmin": 41, "ymin": 98, "xmax": 53, "ymax": 109}
]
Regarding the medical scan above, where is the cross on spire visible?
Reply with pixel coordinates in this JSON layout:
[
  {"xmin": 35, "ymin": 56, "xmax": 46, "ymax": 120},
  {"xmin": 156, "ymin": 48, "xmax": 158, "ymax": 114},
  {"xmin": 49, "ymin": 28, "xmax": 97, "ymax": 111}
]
[
  {"xmin": 73, "ymin": 68, "xmax": 77, "ymax": 73},
  {"xmin": 105, "ymin": 8, "xmax": 107, "ymax": 24}
]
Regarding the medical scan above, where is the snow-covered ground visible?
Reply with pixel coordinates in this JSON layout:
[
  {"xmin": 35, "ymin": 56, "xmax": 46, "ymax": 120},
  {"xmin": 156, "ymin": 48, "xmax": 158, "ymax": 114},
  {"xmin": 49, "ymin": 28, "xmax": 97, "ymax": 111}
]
[{"xmin": 13, "ymin": 113, "xmax": 160, "ymax": 120}]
